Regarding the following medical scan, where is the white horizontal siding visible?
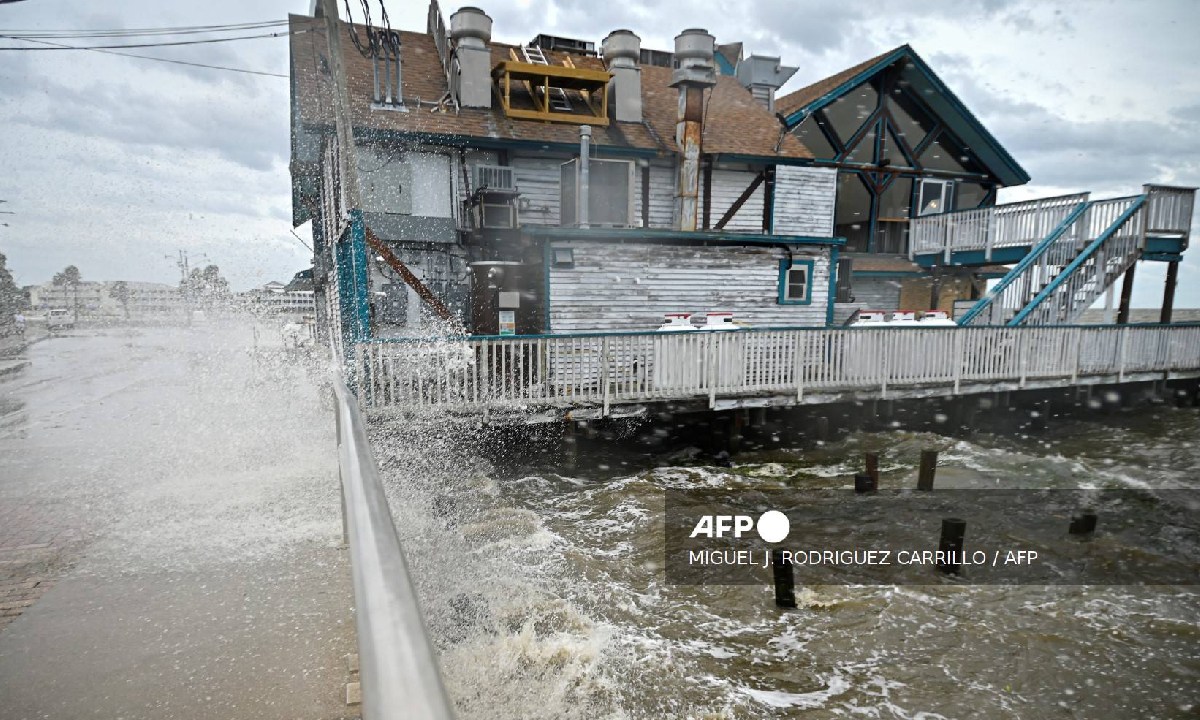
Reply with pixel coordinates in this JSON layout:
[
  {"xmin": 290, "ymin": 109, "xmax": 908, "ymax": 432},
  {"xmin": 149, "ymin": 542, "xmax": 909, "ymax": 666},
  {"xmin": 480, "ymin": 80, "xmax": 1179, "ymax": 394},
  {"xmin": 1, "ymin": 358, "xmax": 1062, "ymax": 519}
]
[
  {"xmin": 548, "ymin": 242, "xmax": 831, "ymax": 332},
  {"xmin": 703, "ymin": 168, "xmax": 765, "ymax": 232},
  {"xmin": 630, "ymin": 162, "xmax": 676, "ymax": 228},
  {"xmin": 773, "ymin": 165, "xmax": 836, "ymax": 236},
  {"xmin": 512, "ymin": 156, "xmax": 563, "ymax": 226}
]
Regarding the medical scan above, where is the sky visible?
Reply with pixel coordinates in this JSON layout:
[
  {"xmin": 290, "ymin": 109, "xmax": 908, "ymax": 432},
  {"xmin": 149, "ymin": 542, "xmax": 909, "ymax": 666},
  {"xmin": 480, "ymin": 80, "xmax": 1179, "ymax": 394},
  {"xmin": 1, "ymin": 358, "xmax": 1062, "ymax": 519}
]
[{"xmin": 0, "ymin": 0, "xmax": 1197, "ymax": 304}]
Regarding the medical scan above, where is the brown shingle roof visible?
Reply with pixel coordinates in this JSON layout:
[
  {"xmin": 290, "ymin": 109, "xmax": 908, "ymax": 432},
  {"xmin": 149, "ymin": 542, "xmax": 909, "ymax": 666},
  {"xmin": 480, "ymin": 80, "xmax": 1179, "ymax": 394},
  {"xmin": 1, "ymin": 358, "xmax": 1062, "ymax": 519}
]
[
  {"xmin": 775, "ymin": 46, "xmax": 902, "ymax": 120},
  {"xmin": 290, "ymin": 16, "xmax": 809, "ymax": 160}
]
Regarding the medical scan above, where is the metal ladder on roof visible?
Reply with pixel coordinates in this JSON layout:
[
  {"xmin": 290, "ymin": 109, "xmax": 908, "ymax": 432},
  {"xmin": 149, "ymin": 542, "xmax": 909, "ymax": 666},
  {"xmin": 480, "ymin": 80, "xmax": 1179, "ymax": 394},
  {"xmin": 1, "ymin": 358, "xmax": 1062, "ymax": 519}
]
[{"xmin": 521, "ymin": 45, "xmax": 573, "ymax": 111}]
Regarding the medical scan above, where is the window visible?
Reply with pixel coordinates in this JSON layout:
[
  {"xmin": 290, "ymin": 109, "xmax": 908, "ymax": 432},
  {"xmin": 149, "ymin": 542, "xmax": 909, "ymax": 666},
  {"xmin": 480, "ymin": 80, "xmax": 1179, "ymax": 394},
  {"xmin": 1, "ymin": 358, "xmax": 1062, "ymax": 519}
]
[
  {"xmin": 919, "ymin": 179, "xmax": 953, "ymax": 216},
  {"xmin": 777, "ymin": 259, "xmax": 815, "ymax": 305}
]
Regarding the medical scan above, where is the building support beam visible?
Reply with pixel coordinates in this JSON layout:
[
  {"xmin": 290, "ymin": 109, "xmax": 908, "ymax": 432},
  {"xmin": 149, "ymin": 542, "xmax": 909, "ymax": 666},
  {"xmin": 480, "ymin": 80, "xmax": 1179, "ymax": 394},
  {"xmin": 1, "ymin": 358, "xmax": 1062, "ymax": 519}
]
[
  {"xmin": 1117, "ymin": 263, "xmax": 1136, "ymax": 325},
  {"xmin": 1161, "ymin": 260, "xmax": 1179, "ymax": 324}
]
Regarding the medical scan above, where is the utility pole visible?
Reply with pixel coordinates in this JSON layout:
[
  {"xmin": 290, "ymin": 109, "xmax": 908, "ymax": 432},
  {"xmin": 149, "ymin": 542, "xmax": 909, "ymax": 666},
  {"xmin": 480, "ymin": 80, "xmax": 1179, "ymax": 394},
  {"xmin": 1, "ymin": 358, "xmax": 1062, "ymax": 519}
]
[{"xmin": 317, "ymin": 0, "xmax": 362, "ymax": 214}]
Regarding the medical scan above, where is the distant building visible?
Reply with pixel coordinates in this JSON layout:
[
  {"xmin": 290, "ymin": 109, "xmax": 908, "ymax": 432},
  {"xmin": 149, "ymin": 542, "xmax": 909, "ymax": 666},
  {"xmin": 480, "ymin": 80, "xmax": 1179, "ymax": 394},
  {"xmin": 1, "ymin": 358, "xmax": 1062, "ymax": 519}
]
[
  {"xmin": 28, "ymin": 280, "xmax": 184, "ymax": 320},
  {"xmin": 241, "ymin": 281, "xmax": 316, "ymax": 318}
]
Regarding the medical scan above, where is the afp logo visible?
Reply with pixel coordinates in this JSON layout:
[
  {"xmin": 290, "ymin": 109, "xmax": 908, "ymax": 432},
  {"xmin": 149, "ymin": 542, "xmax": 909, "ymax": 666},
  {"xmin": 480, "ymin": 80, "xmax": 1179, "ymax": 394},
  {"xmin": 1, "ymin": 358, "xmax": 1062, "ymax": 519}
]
[{"xmin": 689, "ymin": 510, "xmax": 790, "ymax": 543}]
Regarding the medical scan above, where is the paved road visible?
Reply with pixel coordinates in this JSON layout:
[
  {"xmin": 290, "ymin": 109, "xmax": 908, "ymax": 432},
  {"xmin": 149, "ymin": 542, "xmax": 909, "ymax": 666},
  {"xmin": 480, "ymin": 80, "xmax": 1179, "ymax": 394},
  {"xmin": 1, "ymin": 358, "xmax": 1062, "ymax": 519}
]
[{"xmin": 0, "ymin": 323, "xmax": 356, "ymax": 720}]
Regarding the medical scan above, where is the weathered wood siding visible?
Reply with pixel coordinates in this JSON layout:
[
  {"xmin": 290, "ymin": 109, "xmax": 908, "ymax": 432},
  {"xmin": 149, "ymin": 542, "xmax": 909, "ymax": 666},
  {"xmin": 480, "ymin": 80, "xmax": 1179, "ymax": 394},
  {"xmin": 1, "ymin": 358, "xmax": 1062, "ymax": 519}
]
[
  {"xmin": 547, "ymin": 242, "xmax": 831, "ymax": 332},
  {"xmin": 633, "ymin": 162, "xmax": 678, "ymax": 228},
  {"xmin": 701, "ymin": 168, "xmax": 765, "ymax": 232},
  {"xmin": 512, "ymin": 156, "xmax": 563, "ymax": 226},
  {"xmin": 772, "ymin": 166, "xmax": 837, "ymax": 236}
]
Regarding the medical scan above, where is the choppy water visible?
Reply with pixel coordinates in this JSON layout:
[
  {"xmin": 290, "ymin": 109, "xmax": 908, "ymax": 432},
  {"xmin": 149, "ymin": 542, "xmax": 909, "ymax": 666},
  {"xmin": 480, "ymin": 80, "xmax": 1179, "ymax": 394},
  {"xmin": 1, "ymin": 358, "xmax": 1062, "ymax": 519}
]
[{"xmin": 372, "ymin": 399, "xmax": 1200, "ymax": 719}]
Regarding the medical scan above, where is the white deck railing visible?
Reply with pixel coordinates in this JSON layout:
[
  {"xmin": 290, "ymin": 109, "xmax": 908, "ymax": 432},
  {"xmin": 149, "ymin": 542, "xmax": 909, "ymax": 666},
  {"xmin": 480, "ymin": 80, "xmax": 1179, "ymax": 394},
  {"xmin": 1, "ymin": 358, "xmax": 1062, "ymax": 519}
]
[
  {"xmin": 1143, "ymin": 184, "xmax": 1196, "ymax": 238},
  {"xmin": 909, "ymin": 193, "xmax": 1089, "ymax": 263},
  {"xmin": 356, "ymin": 325, "xmax": 1200, "ymax": 414}
]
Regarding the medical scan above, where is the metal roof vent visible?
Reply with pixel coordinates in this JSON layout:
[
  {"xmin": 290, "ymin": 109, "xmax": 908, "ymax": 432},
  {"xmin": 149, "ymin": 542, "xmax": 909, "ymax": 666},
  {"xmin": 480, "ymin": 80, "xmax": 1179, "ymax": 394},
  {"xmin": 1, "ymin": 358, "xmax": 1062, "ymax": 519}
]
[{"xmin": 670, "ymin": 28, "xmax": 716, "ymax": 88}]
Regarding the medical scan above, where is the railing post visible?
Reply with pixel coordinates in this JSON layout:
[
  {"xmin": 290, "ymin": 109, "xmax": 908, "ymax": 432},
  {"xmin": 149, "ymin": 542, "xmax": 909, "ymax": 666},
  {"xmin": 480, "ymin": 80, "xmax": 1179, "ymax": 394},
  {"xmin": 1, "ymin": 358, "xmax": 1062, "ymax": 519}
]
[
  {"xmin": 1117, "ymin": 326, "xmax": 1129, "ymax": 382},
  {"xmin": 707, "ymin": 332, "xmax": 718, "ymax": 409},
  {"xmin": 793, "ymin": 332, "xmax": 805, "ymax": 401},
  {"xmin": 601, "ymin": 336, "xmax": 611, "ymax": 417},
  {"xmin": 953, "ymin": 329, "xmax": 964, "ymax": 394},
  {"xmin": 1071, "ymin": 326, "xmax": 1082, "ymax": 383},
  {"xmin": 1018, "ymin": 330, "xmax": 1028, "ymax": 388}
]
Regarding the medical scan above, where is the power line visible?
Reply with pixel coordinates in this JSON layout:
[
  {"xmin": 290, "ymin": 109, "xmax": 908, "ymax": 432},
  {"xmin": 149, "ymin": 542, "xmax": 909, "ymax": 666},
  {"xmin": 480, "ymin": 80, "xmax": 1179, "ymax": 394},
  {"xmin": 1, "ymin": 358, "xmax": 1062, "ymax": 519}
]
[
  {"xmin": 0, "ymin": 20, "xmax": 288, "ymax": 39},
  {"xmin": 0, "ymin": 28, "xmax": 309, "ymax": 51},
  {"xmin": 1, "ymin": 35, "xmax": 290, "ymax": 77}
]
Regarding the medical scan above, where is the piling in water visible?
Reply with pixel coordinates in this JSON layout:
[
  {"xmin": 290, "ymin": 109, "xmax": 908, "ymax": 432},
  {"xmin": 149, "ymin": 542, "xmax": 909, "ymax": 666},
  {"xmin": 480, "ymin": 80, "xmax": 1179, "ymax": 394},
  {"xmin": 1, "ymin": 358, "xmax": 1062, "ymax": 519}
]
[
  {"xmin": 1069, "ymin": 512, "xmax": 1098, "ymax": 536},
  {"xmin": 917, "ymin": 450, "xmax": 938, "ymax": 491},
  {"xmin": 864, "ymin": 452, "xmax": 880, "ymax": 485},
  {"xmin": 816, "ymin": 416, "xmax": 830, "ymax": 442},
  {"xmin": 854, "ymin": 473, "xmax": 877, "ymax": 494},
  {"xmin": 938, "ymin": 518, "xmax": 967, "ymax": 575},
  {"xmin": 771, "ymin": 549, "xmax": 796, "ymax": 608}
]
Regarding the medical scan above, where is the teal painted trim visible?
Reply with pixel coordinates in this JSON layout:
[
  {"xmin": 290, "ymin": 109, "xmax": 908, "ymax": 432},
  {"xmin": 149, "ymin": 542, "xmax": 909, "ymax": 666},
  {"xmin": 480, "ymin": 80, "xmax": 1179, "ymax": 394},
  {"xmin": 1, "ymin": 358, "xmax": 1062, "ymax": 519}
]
[
  {"xmin": 782, "ymin": 46, "xmax": 910, "ymax": 126},
  {"xmin": 715, "ymin": 52, "xmax": 735, "ymax": 76},
  {"xmin": 855, "ymin": 270, "xmax": 925, "ymax": 278},
  {"xmin": 349, "ymin": 209, "xmax": 372, "ymax": 342},
  {"xmin": 1143, "ymin": 253, "xmax": 1184, "ymax": 263},
  {"xmin": 362, "ymin": 320, "xmax": 1200, "ymax": 343},
  {"xmin": 1009, "ymin": 196, "xmax": 1148, "ymax": 326},
  {"xmin": 781, "ymin": 45, "xmax": 1029, "ymax": 187},
  {"xmin": 710, "ymin": 153, "xmax": 820, "ymax": 167},
  {"xmin": 914, "ymin": 245, "xmax": 1031, "ymax": 268},
  {"xmin": 777, "ymin": 258, "xmax": 816, "ymax": 305},
  {"xmin": 308, "ymin": 123, "xmax": 663, "ymax": 159},
  {"xmin": 826, "ymin": 246, "xmax": 839, "ymax": 326},
  {"xmin": 522, "ymin": 226, "xmax": 847, "ymax": 246},
  {"xmin": 1145, "ymin": 236, "xmax": 1188, "ymax": 255},
  {"xmin": 957, "ymin": 200, "xmax": 1090, "ymax": 325}
]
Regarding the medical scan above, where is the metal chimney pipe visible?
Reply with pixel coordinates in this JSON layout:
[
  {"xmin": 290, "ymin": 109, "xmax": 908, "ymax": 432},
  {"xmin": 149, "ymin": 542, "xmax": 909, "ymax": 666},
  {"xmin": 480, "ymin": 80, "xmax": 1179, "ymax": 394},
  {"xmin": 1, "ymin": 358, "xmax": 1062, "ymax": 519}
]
[{"xmin": 579, "ymin": 125, "xmax": 592, "ymax": 228}]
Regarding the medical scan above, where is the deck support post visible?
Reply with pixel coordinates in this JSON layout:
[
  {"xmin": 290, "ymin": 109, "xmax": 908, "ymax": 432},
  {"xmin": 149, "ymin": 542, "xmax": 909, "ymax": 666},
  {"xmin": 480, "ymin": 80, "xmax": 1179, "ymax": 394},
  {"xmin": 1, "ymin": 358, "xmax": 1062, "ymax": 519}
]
[
  {"xmin": 1117, "ymin": 264, "xmax": 1136, "ymax": 325},
  {"xmin": 1161, "ymin": 261, "xmax": 1179, "ymax": 324}
]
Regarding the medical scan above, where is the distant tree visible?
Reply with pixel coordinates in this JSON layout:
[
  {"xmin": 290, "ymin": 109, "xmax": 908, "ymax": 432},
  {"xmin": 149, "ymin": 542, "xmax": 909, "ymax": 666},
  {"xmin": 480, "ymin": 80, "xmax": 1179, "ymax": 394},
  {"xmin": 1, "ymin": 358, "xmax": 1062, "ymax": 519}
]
[
  {"xmin": 110, "ymin": 281, "xmax": 131, "ymax": 319},
  {"xmin": 0, "ymin": 252, "xmax": 19, "ymax": 323},
  {"xmin": 52, "ymin": 264, "xmax": 82, "ymax": 316},
  {"xmin": 182, "ymin": 264, "xmax": 230, "ymax": 306},
  {"xmin": 52, "ymin": 265, "xmax": 80, "ymax": 287}
]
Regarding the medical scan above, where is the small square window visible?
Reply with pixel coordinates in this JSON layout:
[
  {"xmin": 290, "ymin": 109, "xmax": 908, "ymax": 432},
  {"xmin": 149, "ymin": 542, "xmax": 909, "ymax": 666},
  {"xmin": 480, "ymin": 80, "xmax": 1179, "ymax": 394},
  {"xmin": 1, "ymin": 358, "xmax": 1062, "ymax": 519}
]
[
  {"xmin": 552, "ymin": 247, "xmax": 575, "ymax": 268},
  {"xmin": 778, "ymin": 259, "xmax": 814, "ymax": 305}
]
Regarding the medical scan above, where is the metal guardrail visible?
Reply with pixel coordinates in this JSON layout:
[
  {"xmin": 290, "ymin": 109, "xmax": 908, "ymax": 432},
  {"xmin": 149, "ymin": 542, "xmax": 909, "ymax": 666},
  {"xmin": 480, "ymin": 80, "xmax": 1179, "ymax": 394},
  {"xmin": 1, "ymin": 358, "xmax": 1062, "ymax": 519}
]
[{"xmin": 333, "ymin": 378, "xmax": 456, "ymax": 720}]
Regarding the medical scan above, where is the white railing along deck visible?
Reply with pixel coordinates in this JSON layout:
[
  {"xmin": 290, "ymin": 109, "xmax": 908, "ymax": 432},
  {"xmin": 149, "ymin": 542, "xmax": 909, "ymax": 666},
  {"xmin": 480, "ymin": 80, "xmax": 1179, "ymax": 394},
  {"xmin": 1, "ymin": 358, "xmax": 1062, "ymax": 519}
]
[
  {"xmin": 909, "ymin": 193, "xmax": 1089, "ymax": 263},
  {"xmin": 356, "ymin": 325, "xmax": 1200, "ymax": 414}
]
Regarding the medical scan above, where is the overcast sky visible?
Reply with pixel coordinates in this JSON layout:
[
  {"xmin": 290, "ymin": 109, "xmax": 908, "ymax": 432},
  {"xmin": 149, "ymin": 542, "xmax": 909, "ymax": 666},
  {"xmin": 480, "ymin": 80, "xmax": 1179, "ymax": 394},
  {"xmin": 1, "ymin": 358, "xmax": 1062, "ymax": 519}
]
[{"xmin": 0, "ymin": 0, "xmax": 1196, "ymax": 305}]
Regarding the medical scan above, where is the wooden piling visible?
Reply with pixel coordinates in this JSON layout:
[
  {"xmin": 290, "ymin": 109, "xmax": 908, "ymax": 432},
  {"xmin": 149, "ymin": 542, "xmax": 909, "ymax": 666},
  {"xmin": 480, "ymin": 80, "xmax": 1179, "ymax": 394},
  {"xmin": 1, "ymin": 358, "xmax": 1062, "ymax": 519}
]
[
  {"xmin": 771, "ymin": 549, "xmax": 796, "ymax": 608},
  {"xmin": 1069, "ymin": 512, "xmax": 1097, "ymax": 536},
  {"xmin": 816, "ymin": 416, "xmax": 830, "ymax": 442},
  {"xmin": 864, "ymin": 452, "xmax": 880, "ymax": 485},
  {"xmin": 854, "ymin": 473, "xmax": 877, "ymax": 494},
  {"xmin": 917, "ymin": 450, "xmax": 938, "ymax": 491},
  {"xmin": 938, "ymin": 518, "xmax": 967, "ymax": 575}
]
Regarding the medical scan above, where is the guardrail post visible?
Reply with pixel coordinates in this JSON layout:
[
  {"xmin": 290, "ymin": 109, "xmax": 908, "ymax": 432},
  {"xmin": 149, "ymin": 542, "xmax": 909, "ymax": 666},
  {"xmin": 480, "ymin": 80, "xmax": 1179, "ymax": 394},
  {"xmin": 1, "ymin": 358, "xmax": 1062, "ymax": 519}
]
[
  {"xmin": 1118, "ymin": 326, "xmax": 1129, "ymax": 382},
  {"xmin": 601, "ymin": 336, "xmax": 611, "ymax": 417}
]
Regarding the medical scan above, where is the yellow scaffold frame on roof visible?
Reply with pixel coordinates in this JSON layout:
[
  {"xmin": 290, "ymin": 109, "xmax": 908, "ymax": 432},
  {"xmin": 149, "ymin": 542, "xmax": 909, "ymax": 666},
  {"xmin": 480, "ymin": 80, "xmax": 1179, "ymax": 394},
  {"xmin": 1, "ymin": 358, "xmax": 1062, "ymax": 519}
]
[{"xmin": 493, "ymin": 58, "xmax": 611, "ymax": 126}]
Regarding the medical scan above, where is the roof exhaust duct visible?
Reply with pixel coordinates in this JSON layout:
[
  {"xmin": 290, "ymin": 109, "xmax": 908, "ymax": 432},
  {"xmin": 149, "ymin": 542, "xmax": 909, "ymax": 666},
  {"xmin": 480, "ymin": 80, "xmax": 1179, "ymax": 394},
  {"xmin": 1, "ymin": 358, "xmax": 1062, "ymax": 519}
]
[
  {"xmin": 602, "ymin": 30, "xmax": 642, "ymax": 122},
  {"xmin": 669, "ymin": 28, "xmax": 715, "ymax": 232},
  {"xmin": 736, "ymin": 55, "xmax": 798, "ymax": 113},
  {"xmin": 449, "ymin": 7, "xmax": 493, "ymax": 108}
]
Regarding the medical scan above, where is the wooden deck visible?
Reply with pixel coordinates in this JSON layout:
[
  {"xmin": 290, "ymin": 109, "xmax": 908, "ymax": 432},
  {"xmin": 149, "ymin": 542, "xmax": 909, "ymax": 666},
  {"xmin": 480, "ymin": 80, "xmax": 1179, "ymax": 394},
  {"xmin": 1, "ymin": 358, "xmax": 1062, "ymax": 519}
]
[{"xmin": 355, "ymin": 324, "xmax": 1200, "ymax": 421}]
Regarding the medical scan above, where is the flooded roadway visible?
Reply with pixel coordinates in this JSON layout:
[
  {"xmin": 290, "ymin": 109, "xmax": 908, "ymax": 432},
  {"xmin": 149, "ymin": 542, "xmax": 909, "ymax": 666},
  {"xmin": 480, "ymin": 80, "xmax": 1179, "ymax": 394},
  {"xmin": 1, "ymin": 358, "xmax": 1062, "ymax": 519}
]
[
  {"xmin": 0, "ymin": 324, "xmax": 354, "ymax": 720},
  {"xmin": 372, "ymin": 396, "xmax": 1200, "ymax": 719}
]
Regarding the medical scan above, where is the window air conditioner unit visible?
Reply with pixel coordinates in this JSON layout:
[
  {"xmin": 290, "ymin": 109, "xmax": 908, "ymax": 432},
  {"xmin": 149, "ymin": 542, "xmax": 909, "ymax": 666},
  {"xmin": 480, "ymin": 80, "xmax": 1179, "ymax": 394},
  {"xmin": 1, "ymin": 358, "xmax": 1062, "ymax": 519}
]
[
  {"xmin": 478, "ymin": 202, "xmax": 517, "ymax": 229},
  {"xmin": 474, "ymin": 164, "xmax": 516, "ymax": 192},
  {"xmin": 559, "ymin": 158, "xmax": 634, "ymax": 227}
]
